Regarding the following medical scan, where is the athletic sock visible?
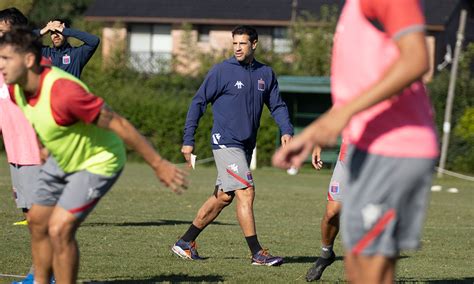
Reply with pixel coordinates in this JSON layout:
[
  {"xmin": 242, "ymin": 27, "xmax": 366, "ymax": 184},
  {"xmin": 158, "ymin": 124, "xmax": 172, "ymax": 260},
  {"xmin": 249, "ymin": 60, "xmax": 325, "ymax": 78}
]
[
  {"xmin": 181, "ymin": 224, "xmax": 203, "ymax": 242},
  {"xmin": 28, "ymin": 265, "xmax": 34, "ymax": 275},
  {"xmin": 245, "ymin": 235, "xmax": 263, "ymax": 255},
  {"xmin": 320, "ymin": 244, "xmax": 334, "ymax": 259}
]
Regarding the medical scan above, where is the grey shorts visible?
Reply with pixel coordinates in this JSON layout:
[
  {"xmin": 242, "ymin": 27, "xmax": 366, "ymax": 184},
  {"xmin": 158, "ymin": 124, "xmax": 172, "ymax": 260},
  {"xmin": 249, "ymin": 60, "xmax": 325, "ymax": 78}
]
[
  {"xmin": 213, "ymin": 148, "xmax": 254, "ymax": 192},
  {"xmin": 327, "ymin": 159, "xmax": 347, "ymax": 202},
  {"xmin": 341, "ymin": 146, "xmax": 436, "ymax": 257},
  {"xmin": 10, "ymin": 163, "xmax": 41, "ymax": 209},
  {"xmin": 32, "ymin": 157, "xmax": 122, "ymax": 220}
]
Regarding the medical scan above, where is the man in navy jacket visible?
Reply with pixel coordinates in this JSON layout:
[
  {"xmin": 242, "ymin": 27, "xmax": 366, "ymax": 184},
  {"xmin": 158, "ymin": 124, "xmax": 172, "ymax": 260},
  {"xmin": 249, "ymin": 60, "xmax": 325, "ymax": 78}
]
[
  {"xmin": 172, "ymin": 25, "xmax": 293, "ymax": 266},
  {"xmin": 35, "ymin": 19, "xmax": 99, "ymax": 78}
]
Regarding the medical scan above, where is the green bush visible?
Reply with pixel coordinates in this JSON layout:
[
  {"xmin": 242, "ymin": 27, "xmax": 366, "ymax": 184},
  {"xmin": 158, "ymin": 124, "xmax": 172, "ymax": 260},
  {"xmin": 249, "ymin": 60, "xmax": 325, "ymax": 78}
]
[
  {"xmin": 453, "ymin": 107, "xmax": 474, "ymax": 172},
  {"xmin": 428, "ymin": 43, "xmax": 474, "ymax": 172}
]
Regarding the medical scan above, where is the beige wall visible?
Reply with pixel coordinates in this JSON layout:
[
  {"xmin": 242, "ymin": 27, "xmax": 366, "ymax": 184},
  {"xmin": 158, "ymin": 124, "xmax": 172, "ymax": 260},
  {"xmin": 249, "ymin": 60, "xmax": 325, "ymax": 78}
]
[
  {"xmin": 100, "ymin": 25, "xmax": 438, "ymax": 78},
  {"xmin": 171, "ymin": 27, "xmax": 232, "ymax": 74},
  {"xmin": 101, "ymin": 25, "xmax": 127, "ymax": 67}
]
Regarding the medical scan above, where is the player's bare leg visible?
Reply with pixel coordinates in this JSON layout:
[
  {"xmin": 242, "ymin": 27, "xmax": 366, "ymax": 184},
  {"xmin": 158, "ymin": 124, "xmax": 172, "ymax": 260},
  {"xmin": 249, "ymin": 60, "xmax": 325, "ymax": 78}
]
[
  {"xmin": 28, "ymin": 205, "xmax": 54, "ymax": 284},
  {"xmin": 48, "ymin": 206, "xmax": 81, "ymax": 284},
  {"xmin": 234, "ymin": 186, "xmax": 256, "ymax": 236},
  {"xmin": 345, "ymin": 253, "xmax": 395, "ymax": 284},
  {"xmin": 235, "ymin": 186, "xmax": 283, "ymax": 266},
  {"xmin": 306, "ymin": 200, "xmax": 341, "ymax": 281},
  {"xmin": 172, "ymin": 189, "xmax": 233, "ymax": 260},
  {"xmin": 192, "ymin": 189, "xmax": 234, "ymax": 228},
  {"xmin": 321, "ymin": 201, "xmax": 341, "ymax": 246}
]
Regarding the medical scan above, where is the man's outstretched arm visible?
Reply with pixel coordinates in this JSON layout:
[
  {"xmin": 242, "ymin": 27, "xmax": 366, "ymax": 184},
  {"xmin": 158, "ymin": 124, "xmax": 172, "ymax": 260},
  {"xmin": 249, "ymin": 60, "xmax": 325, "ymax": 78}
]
[{"xmin": 96, "ymin": 104, "xmax": 187, "ymax": 193}]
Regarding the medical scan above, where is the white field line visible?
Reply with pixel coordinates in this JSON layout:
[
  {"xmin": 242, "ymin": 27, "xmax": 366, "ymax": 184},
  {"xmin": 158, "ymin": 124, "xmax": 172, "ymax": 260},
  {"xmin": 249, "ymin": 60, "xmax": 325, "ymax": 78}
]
[
  {"xmin": 0, "ymin": 273, "xmax": 25, "ymax": 278},
  {"xmin": 435, "ymin": 167, "xmax": 474, "ymax": 181}
]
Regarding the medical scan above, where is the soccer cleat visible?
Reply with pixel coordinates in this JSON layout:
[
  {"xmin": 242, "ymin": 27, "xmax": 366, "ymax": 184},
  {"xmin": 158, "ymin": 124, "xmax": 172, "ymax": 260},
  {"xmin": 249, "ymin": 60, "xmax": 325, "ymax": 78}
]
[
  {"xmin": 11, "ymin": 274, "xmax": 55, "ymax": 284},
  {"xmin": 251, "ymin": 249, "xmax": 283, "ymax": 266},
  {"xmin": 11, "ymin": 273, "xmax": 33, "ymax": 284},
  {"xmin": 13, "ymin": 219, "xmax": 28, "ymax": 226},
  {"xmin": 305, "ymin": 251, "xmax": 336, "ymax": 282},
  {"xmin": 171, "ymin": 239, "xmax": 202, "ymax": 260}
]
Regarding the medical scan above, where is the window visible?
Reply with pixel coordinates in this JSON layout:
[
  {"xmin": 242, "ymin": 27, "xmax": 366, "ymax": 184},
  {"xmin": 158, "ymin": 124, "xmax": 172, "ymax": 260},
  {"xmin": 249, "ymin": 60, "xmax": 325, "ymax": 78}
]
[
  {"xmin": 273, "ymin": 27, "xmax": 291, "ymax": 53},
  {"xmin": 256, "ymin": 27, "xmax": 272, "ymax": 51},
  {"xmin": 129, "ymin": 24, "xmax": 172, "ymax": 73},
  {"xmin": 197, "ymin": 25, "xmax": 211, "ymax": 43}
]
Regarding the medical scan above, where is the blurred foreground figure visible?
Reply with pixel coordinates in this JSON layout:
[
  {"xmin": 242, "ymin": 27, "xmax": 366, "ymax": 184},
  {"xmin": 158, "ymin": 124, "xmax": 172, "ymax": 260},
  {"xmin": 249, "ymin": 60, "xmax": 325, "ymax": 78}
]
[{"xmin": 273, "ymin": 0, "xmax": 438, "ymax": 283}]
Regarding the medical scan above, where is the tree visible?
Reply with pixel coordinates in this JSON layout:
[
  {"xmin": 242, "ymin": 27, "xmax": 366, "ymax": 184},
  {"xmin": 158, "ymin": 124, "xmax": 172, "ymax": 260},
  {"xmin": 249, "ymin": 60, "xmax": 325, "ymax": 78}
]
[
  {"xmin": 0, "ymin": 0, "xmax": 34, "ymax": 15},
  {"xmin": 27, "ymin": 0, "xmax": 92, "ymax": 27}
]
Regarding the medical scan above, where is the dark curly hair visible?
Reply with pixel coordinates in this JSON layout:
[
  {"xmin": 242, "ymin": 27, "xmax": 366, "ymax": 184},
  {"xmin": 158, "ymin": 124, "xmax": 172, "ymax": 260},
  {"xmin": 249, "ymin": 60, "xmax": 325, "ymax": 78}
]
[{"xmin": 0, "ymin": 27, "xmax": 42, "ymax": 65}]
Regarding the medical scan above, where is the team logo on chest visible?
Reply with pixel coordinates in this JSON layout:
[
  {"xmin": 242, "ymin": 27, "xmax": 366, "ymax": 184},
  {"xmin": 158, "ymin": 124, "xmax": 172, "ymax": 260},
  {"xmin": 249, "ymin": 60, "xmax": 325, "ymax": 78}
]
[
  {"xmin": 234, "ymin": 81, "xmax": 244, "ymax": 89},
  {"xmin": 62, "ymin": 54, "xmax": 71, "ymax": 65},
  {"xmin": 257, "ymin": 78, "xmax": 265, "ymax": 91}
]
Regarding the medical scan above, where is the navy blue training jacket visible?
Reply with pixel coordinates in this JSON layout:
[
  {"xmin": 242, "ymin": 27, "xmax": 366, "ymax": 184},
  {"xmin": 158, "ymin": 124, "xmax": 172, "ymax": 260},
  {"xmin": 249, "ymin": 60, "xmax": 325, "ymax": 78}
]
[
  {"xmin": 34, "ymin": 28, "xmax": 100, "ymax": 78},
  {"xmin": 183, "ymin": 56, "xmax": 294, "ymax": 152}
]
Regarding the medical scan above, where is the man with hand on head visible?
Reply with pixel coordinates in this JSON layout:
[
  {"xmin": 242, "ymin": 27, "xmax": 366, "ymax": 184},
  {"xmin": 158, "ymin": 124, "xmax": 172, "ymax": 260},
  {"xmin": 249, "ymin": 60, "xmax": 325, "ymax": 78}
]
[{"xmin": 35, "ymin": 19, "xmax": 99, "ymax": 78}]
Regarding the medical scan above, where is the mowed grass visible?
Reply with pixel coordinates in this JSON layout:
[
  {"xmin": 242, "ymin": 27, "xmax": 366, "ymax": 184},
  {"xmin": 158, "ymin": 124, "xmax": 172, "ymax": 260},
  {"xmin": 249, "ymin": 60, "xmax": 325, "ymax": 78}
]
[{"xmin": 0, "ymin": 155, "xmax": 473, "ymax": 283}]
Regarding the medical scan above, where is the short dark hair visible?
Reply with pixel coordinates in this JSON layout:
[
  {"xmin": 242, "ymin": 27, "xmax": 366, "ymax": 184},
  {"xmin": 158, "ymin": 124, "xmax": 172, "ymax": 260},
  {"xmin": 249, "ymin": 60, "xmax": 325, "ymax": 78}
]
[
  {"xmin": 232, "ymin": 25, "xmax": 258, "ymax": 43},
  {"xmin": 0, "ymin": 27, "xmax": 42, "ymax": 65},
  {"xmin": 0, "ymin": 7, "xmax": 28, "ymax": 26}
]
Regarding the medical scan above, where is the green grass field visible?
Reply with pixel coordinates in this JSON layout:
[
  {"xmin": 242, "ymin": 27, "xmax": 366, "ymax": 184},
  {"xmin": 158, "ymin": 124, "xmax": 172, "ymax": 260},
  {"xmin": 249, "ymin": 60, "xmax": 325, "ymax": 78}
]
[{"xmin": 0, "ymin": 156, "xmax": 473, "ymax": 283}]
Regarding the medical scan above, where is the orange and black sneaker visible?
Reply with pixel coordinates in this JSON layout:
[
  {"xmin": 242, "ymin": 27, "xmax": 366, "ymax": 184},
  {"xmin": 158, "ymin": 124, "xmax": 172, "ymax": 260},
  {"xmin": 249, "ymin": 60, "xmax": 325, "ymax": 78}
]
[
  {"xmin": 251, "ymin": 249, "xmax": 283, "ymax": 266},
  {"xmin": 171, "ymin": 239, "xmax": 202, "ymax": 260}
]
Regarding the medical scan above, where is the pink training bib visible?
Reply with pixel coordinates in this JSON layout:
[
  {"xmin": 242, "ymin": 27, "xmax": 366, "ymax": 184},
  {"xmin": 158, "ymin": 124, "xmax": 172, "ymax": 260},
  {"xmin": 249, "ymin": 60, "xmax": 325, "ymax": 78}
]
[
  {"xmin": 331, "ymin": 0, "xmax": 438, "ymax": 158},
  {"xmin": 0, "ymin": 75, "xmax": 41, "ymax": 165}
]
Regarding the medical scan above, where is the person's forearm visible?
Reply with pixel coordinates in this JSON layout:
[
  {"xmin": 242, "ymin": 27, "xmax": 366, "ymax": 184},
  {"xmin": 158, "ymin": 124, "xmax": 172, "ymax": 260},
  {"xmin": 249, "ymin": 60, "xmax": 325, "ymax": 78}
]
[
  {"xmin": 62, "ymin": 28, "xmax": 100, "ymax": 47},
  {"xmin": 109, "ymin": 114, "xmax": 162, "ymax": 168},
  {"xmin": 33, "ymin": 29, "xmax": 44, "ymax": 36},
  {"xmin": 271, "ymin": 107, "xmax": 293, "ymax": 136}
]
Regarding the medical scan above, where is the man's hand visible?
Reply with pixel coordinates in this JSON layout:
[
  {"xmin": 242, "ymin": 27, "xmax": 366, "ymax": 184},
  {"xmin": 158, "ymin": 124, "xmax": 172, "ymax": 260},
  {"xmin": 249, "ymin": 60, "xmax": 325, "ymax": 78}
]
[
  {"xmin": 152, "ymin": 158, "xmax": 188, "ymax": 195},
  {"xmin": 40, "ymin": 147, "xmax": 49, "ymax": 164},
  {"xmin": 280, "ymin": 134, "xmax": 292, "ymax": 147},
  {"xmin": 308, "ymin": 108, "xmax": 350, "ymax": 147},
  {"xmin": 51, "ymin": 21, "xmax": 64, "ymax": 33},
  {"xmin": 181, "ymin": 145, "xmax": 194, "ymax": 168},
  {"xmin": 273, "ymin": 107, "xmax": 349, "ymax": 170},
  {"xmin": 312, "ymin": 146, "xmax": 323, "ymax": 170},
  {"xmin": 272, "ymin": 130, "xmax": 314, "ymax": 170},
  {"xmin": 39, "ymin": 21, "xmax": 65, "ymax": 35},
  {"xmin": 39, "ymin": 21, "xmax": 53, "ymax": 36}
]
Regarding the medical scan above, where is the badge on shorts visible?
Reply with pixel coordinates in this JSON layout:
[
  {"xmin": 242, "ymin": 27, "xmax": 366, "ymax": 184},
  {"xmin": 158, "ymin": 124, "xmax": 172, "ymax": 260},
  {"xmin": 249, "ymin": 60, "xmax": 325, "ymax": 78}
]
[
  {"xmin": 62, "ymin": 54, "xmax": 71, "ymax": 65},
  {"xmin": 257, "ymin": 78, "xmax": 265, "ymax": 91},
  {"xmin": 330, "ymin": 182, "xmax": 339, "ymax": 194},
  {"xmin": 228, "ymin": 163, "xmax": 239, "ymax": 173},
  {"xmin": 246, "ymin": 171, "xmax": 253, "ymax": 181}
]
